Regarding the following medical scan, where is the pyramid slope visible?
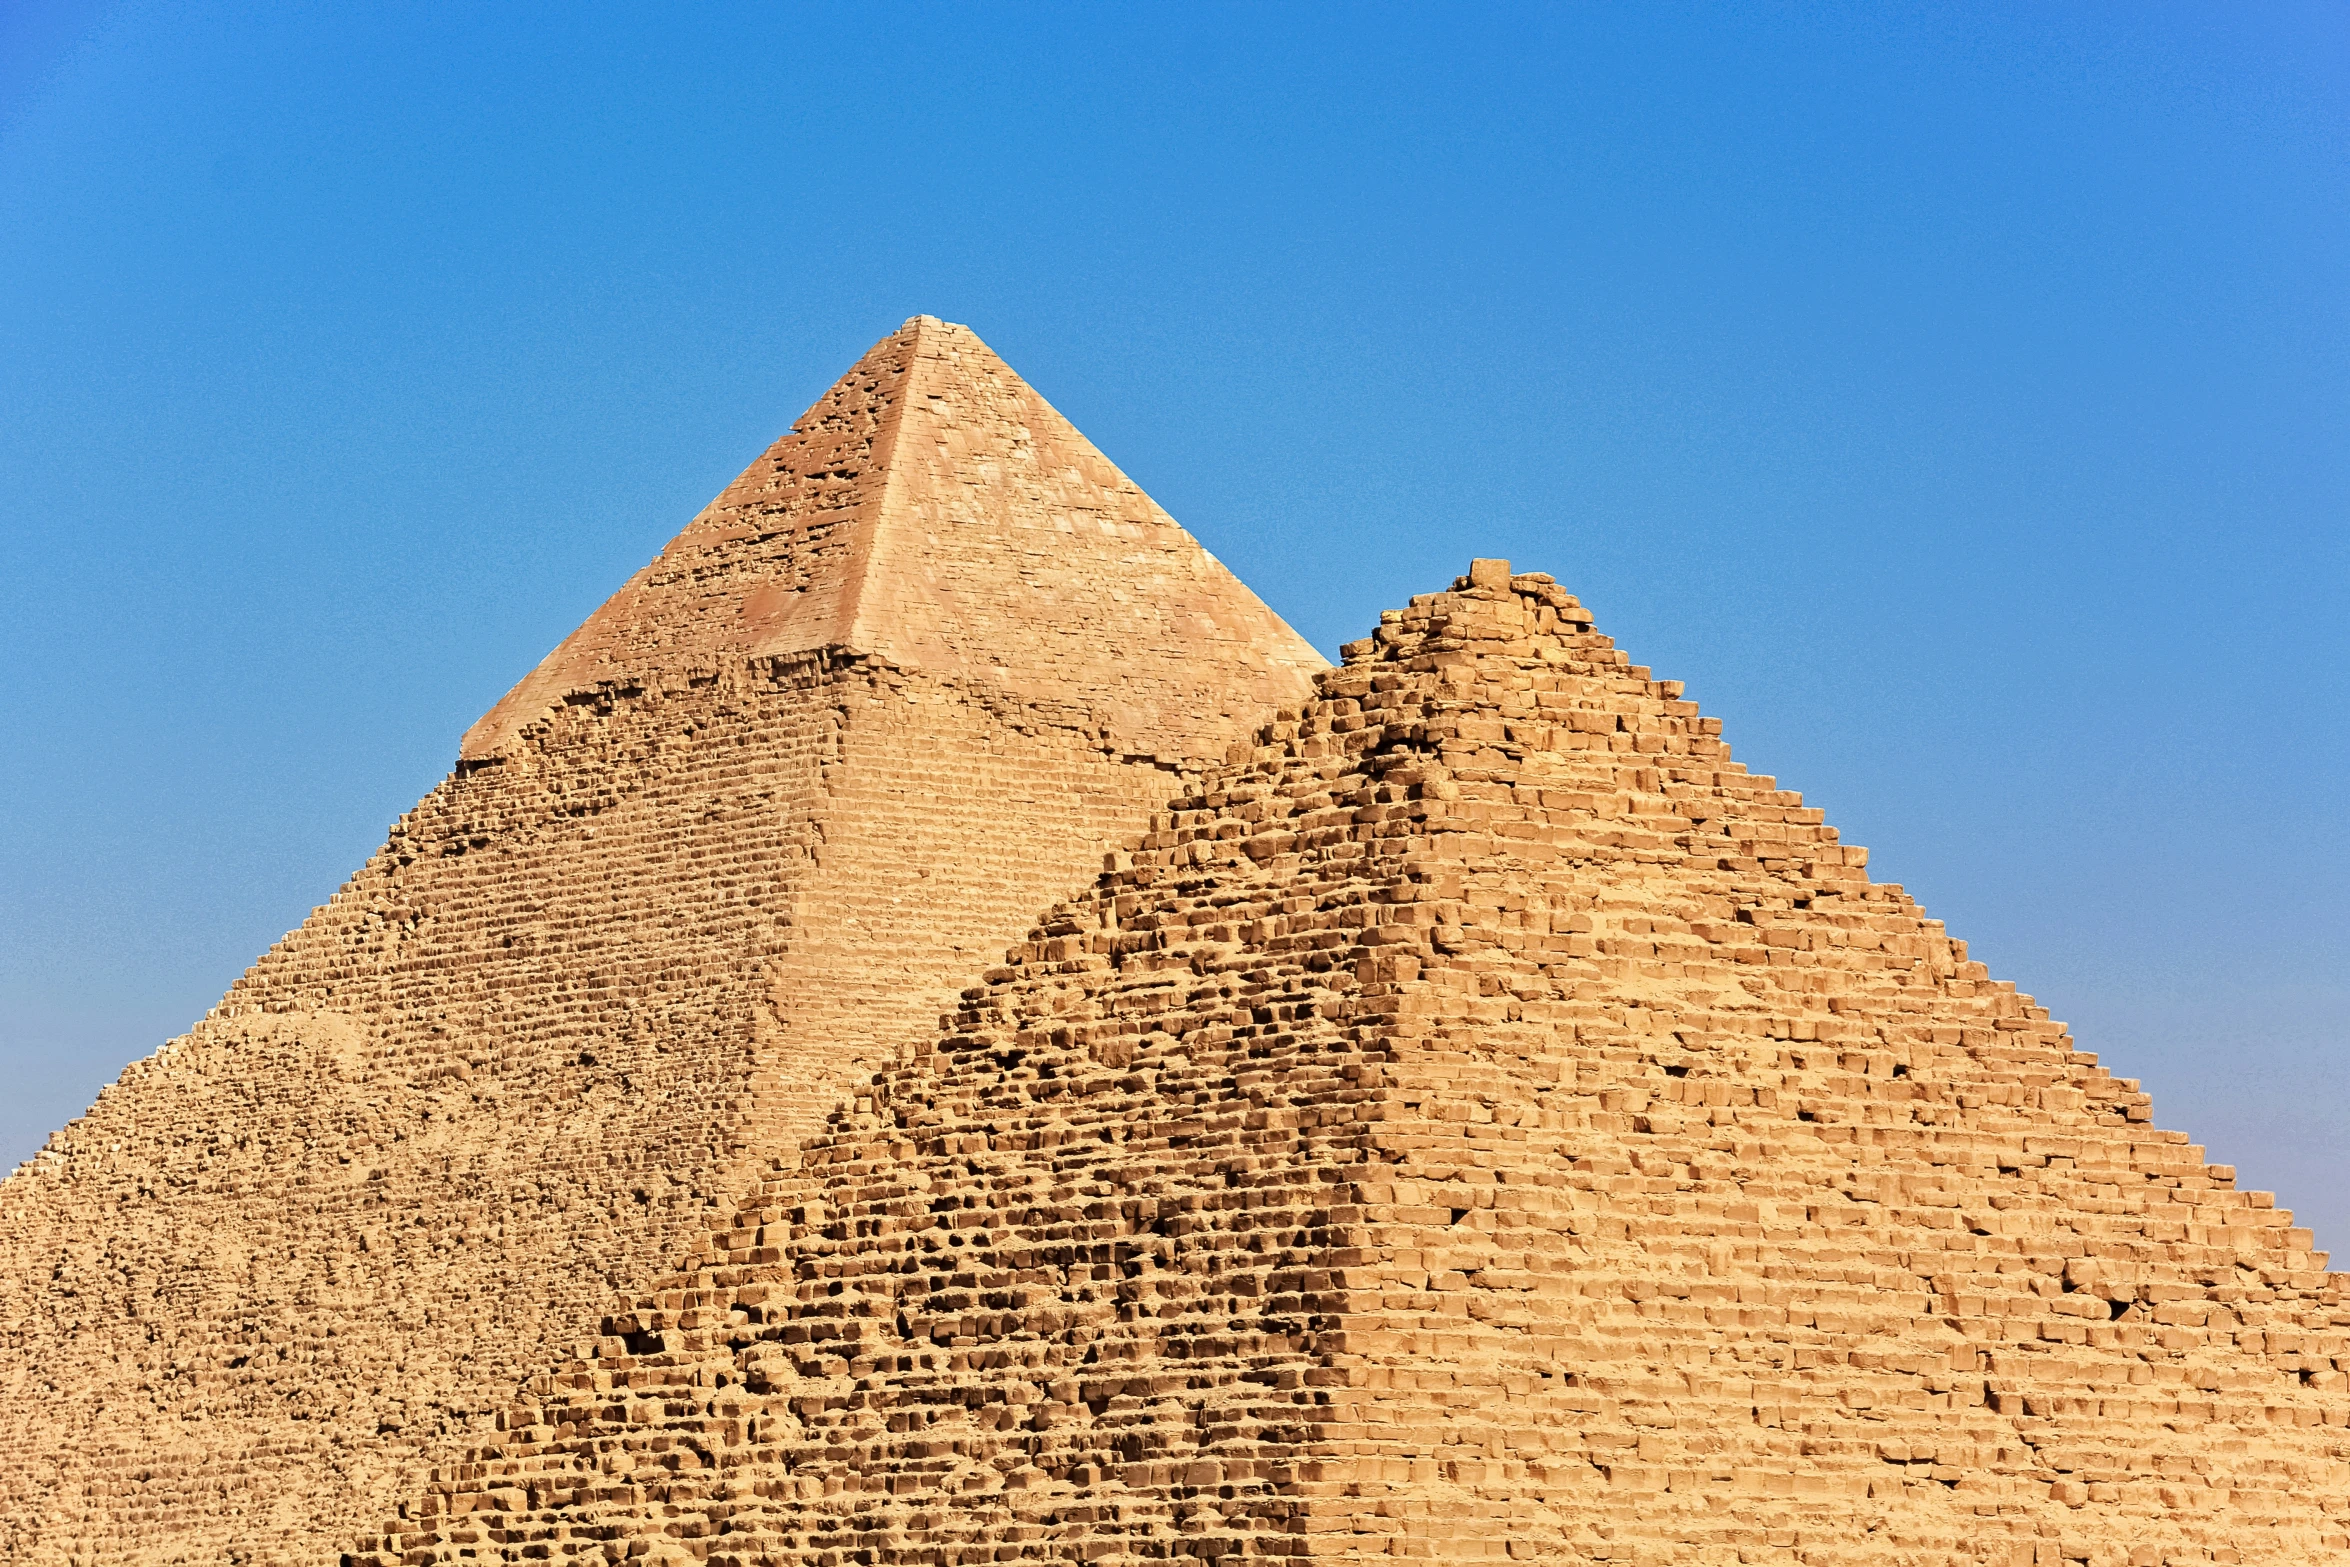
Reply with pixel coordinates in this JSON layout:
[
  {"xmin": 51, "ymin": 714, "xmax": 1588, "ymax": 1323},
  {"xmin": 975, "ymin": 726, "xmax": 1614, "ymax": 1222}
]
[
  {"xmin": 363, "ymin": 565, "xmax": 2348, "ymax": 1565},
  {"xmin": 465, "ymin": 315, "xmax": 1324, "ymax": 761},
  {"xmin": 0, "ymin": 323, "xmax": 1322, "ymax": 1565}
]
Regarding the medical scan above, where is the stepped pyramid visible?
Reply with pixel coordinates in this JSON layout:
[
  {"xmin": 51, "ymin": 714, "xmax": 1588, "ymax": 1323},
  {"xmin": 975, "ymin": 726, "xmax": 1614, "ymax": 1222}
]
[
  {"xmin": 0, "ymin": 318, "xmax": 1325, "ymax": 1565},
  {"xmin": 355, "ymin": 562, "xmax": 2348, "ymax": 1566}
]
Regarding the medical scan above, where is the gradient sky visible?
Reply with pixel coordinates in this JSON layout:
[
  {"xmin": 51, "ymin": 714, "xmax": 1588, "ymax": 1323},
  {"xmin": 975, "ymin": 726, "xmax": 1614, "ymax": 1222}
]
[{"xmin": 2, "ymin": 3, "xmax": 2343, "ymax": 1252}]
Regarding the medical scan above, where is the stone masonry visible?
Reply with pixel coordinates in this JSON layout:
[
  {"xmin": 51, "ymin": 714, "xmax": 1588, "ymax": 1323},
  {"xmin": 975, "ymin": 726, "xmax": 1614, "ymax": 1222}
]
[
  {"xmin": 0, "ymin": 318, "xmax": 1324, "ymax": 1565},
  {"xmin": 352, "ymin": 564, "xmax": 2346, "ymax": 1566}
]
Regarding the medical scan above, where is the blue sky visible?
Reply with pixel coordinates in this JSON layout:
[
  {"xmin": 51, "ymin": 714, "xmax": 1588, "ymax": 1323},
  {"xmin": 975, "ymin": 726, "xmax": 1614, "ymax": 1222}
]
[{"xmin": 2, "ymin": 3, "xmax": 2343, "ymax": 1250}]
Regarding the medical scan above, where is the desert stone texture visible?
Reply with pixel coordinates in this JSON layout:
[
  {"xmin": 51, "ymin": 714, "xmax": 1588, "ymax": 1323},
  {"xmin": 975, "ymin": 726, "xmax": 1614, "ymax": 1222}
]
[
  {"xmin": 0, "ymin": 317, "xmax": 1325, "ymax": 1564},
  {"xmin": 346, "ymin": 569, "xmax": 2346, "ymax": 1566},
  {"xmin": 4, "ymin": 333, "xmax": 2344, "ymax": 1567}
]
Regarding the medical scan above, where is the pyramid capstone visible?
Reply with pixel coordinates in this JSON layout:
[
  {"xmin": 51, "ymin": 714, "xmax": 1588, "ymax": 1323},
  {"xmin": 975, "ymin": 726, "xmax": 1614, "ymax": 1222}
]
[
  {"xmin": 353, "ymin": 565, "xmax": 2347, "ymax": 1565},
  {"xmin": 465, "ymin": 315, "xmax": 1321, "ymax": 763},
  {"xmin": 0, "ymin": 319, "xmax": 1325, "ymax": 1564}
]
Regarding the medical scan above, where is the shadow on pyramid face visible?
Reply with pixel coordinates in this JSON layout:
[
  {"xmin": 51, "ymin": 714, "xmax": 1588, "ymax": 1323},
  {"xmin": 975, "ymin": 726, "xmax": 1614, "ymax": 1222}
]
[{"xmin": 354, "ymin": 565, "xmax": 2348, "ymax": 1565}]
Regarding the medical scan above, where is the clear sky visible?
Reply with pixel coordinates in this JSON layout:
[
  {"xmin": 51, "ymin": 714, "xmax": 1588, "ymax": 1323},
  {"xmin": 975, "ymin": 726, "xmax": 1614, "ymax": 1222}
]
[{"xmin": 2, "ymin": 4, "xmax": 2343, "ymax": 1251}]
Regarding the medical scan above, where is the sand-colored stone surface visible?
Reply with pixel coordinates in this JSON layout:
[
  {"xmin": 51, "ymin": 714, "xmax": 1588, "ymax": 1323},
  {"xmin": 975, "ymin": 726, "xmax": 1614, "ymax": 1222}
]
[
  {"xmin": 353, "ymin": 566, "xmax": 2347, "ymax": 1565},
  {"xmin": 464, "ymin": 316, "xmax": 1319, "ymax": 764},
  {"xmin": 0, "ymin": 319, "xmax": 1323, "ymax": 1565}
]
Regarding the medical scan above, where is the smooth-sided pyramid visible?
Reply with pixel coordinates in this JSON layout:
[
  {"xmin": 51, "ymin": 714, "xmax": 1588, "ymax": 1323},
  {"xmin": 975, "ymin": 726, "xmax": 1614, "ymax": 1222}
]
[
  {"xmin": 357, "ymin": 563, "xmax": 2348, "ymax": 1566},
  {"xmin": 0, "ymin": 318, "xmax": 1324, "ymax": 1565}
]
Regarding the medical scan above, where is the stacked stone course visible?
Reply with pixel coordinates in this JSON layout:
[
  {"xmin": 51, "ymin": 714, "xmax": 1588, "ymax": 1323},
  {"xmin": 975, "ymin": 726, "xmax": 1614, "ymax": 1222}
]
[
  {"xmin": 352, "ymin": 564, "xmax": 2346, "ymax": 1565},
  {"xmin": 0, "ymin": 318, "xmax": 1323, "ymax": 1564}
]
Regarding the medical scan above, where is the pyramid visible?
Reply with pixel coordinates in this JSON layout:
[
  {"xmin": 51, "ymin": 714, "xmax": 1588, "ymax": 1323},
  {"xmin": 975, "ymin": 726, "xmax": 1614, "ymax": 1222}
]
[
  {"xmin": 0, "ymin": 318, "xmax": 1325, "ymax": 1565},
  {"xmin": 463, "ymin": 316, "xmax": 1312, "ymax": 764},
  {"xmin": 353, "ymin": 562, "xmax": 2348, "ymax": 1566}
]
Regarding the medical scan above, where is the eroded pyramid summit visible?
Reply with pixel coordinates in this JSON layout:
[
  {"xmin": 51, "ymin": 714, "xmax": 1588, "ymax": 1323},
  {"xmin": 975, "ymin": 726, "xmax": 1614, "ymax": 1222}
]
[
  {"xmin": 364, "ymin": 564, "xmax": 2347, "ymax": 1565},
  {"xmin": 0, "ymin": 319, "xmax": 1324, "ymax": 1565}
]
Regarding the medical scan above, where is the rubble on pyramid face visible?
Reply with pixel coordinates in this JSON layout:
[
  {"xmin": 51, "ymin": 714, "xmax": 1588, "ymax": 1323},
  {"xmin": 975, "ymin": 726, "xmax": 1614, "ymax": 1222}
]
[
  {"xmin": 354, "ymin": 563, "xmax": 2347, "ymax": 1566},
  {"xmin": 0, "ymin": 323, "xmax": 1323, "ymax": 1565}
]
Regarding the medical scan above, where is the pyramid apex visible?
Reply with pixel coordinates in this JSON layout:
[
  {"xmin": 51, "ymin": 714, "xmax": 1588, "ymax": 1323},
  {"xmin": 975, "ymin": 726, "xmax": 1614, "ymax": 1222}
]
[{"xmin": 461, "ymin": 318, "xmax": 1325, "ymax": 761}]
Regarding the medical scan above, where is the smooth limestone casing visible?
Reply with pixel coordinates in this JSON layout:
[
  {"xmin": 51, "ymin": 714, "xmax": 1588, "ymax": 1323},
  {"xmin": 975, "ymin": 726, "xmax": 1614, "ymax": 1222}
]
[
  {"xmin": 357, "ymin": 567, "xmax": 2348, "ymax": 1566},
  {"xmin": 464, "ymin": 315, "xmax": 1321, "ymax": 767},
  {"xmin": 0, "ymin": 318, "xmax": 1324, "ymax": 1565}
]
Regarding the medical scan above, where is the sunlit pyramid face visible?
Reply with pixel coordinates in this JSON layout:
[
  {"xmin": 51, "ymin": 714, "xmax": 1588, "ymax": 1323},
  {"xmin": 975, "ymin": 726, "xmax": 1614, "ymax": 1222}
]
[{"xmin": 0, "ymin": 317, "xmax": 1325, "ymax": 1565}]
